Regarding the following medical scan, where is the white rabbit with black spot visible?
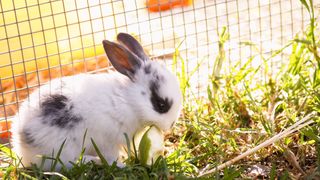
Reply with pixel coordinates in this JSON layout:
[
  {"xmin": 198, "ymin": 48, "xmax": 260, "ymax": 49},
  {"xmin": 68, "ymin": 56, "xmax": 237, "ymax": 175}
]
[{"xmin": 11, "ymin": 33, "xmax": 182, "ymax": 170}]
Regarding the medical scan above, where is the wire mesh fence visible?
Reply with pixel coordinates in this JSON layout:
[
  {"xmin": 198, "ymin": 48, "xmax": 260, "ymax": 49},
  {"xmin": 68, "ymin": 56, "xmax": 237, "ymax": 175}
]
[{"xmin": 0, "ymin": 0, "xmax": 319, "ymax": 161}]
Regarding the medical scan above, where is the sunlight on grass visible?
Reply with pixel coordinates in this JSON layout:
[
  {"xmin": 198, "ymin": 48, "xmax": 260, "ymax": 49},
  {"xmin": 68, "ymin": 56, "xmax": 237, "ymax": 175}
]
[{"xmin": 167, "ymin": 0, "xmax": 319, "ymax": 178}]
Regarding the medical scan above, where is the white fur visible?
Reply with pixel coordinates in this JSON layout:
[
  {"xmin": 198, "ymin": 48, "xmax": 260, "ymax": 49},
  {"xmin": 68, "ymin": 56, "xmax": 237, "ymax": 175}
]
[{"xmin": 11, "ymin": 60, "xmax": 182, "ymax": 170}]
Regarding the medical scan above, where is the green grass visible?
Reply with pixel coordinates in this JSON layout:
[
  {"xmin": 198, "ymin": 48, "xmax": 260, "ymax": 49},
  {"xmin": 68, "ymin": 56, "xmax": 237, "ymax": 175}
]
[
  {"xmin": 1, "ymin": 0, "xmax": 320, "ymax": 179},
  {"xmin": 168, "ymin": 0, "xmax": 319, "ymax": 178}
]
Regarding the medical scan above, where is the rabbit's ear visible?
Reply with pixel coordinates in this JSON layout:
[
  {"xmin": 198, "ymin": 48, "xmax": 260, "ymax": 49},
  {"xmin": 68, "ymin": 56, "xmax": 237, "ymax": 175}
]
[
  {"xmin": 103, "ymin": 40, "xmax": 142, "ymax": 80},
  {"xmin": 117, "ymin": 33, "xmax": 149, "ymax": 61}
]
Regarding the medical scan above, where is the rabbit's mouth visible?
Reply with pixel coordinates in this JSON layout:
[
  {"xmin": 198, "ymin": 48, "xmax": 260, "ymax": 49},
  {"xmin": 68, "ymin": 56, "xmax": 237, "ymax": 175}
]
[{"xmin": 158, "ymin": 121, "xmax": 176, "ymax": 132}]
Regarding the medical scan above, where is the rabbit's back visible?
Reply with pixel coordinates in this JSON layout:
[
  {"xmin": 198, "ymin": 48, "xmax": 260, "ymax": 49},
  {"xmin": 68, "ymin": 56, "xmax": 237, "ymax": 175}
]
[{"xmin": 11, "ymin": 73, "xmax": 133, "ymax": 168}]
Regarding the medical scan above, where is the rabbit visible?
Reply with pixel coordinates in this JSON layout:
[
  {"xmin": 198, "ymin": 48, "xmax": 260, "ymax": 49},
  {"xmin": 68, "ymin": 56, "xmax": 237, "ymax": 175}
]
[{"xmin": 11, "ymin": 33, "xmax": 182, "ymax": 170}]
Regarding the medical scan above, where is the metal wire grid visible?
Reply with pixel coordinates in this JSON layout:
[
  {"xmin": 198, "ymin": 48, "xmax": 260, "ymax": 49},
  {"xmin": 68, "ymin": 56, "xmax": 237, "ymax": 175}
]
[{"xmin": 0, "ymin": 0, "xmax": 316, "ymax": 149}]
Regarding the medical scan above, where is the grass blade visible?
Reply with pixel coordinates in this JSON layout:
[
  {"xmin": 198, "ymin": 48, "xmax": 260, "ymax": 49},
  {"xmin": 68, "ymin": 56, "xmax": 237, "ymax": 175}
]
[
  {"xmin": 51, "ymin": 139, "xmax": 67, "ymax": 171},
  {"xmin": 91, "ymin": 138, "xmax": 109, "ymax": 166}
]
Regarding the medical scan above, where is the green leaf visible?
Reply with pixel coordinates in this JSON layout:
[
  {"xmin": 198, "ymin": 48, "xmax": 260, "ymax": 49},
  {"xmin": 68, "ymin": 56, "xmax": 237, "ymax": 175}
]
[
  {"xmin": 20, "ymin": 172, "xmax": 39, "ymax": 180},
  {"xmin": 293, "ymin": 39, "xmax": 312, "ymax": 45},
  {"xmin": 270, "ymin": 164, "xmax": 277, "ymax": 180},
  {"xmin": 0, "ymin": 144, "xmax": 16, "ymax": 160},
  {"xmin": 138, "ymin": 126, "xmax": 152, "ymax": 166},
  {"xmin": 124, "ymin": 133, "xmax": 131, "ymax": 161},
  {"xmin": 91, "ymin": 138, "xmax": 109, "ymax": 166},
  {"xmin": 51, "ymin": 139, "xmax": 66, "ymax": 171},
  {"xmin": 300, "ymin": 0, "xmax": 310, "ymax": 12}
]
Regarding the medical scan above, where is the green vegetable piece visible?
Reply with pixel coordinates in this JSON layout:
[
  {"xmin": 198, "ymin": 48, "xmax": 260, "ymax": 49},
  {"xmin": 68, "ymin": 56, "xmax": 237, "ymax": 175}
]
[{"xmin": 138, "ymin": 125, "xmax": 163, "ymax": 166}]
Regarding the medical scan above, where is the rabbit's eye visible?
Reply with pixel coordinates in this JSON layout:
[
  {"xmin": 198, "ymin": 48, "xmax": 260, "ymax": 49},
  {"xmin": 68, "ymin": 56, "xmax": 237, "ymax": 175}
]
[
  {"xmin": 158, "ymin": 102, "xmax": 165, "ymax": 108},
  {"xmin": 153, "ymin": 97, "xmax": 171, "ymax": 114},
  {"xmin": 150, "ymin": 81, "xmax": 173, "ymax": 114},
  {"xmin": 157, "ymin": 100, "xmax": 166, "ymax": 111}
]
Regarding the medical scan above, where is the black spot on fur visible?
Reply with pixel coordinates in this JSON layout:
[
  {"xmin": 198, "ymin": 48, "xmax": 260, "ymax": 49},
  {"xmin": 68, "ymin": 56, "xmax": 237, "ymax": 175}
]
[
  {"xmin": 150, "ymin": 81, "xmax": 173, "ymax": 114},
  {"xmin": 42, "ymin": 94, "xmax": 68, "ymax": 116},
  {"xmin": 21, "ymin": 129, "xmax": 35, "ymax": 145},
  {"xmin": 141, "ymin": 91, "xmax": 146, "ymax": 95},
  {"xmin": 41, "ymin": 94, "xmax": 82, "ymax": 128},
  {"xmin": 144, "ymin": 64, "xmax": 152, "ymax": 74},
  {"xmin": 152, "ymin": 71, "xmax": 165, "ymax": 82}
]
